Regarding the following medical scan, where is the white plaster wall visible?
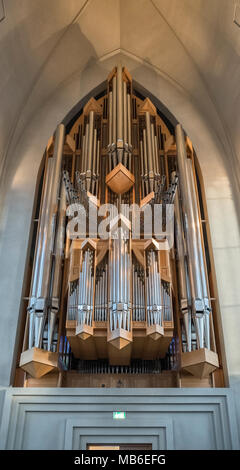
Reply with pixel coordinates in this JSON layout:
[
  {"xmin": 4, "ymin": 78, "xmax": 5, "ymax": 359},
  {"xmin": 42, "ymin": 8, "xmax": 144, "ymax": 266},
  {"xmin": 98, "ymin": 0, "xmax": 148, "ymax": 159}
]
[{"xmin": 0, "ymin": 52, "xmax": 239, "ymax": 389}]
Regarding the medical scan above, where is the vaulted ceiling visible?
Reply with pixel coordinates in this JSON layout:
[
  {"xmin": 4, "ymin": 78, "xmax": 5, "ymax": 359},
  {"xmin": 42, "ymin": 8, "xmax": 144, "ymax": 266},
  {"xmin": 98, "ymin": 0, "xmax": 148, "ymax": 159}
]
[{"xmin": 0, "ymin": 0, "xmax": 240, "ymax": 193}]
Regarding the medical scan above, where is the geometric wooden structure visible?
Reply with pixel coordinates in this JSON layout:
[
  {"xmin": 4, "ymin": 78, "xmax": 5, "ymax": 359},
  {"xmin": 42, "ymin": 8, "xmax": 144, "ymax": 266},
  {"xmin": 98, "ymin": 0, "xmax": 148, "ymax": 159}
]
[
  {"xmin": 76, "ymin": 323, "xmax": 94, "ymax": 340},
  {"xmin": 107, "ymin": 328, "xmax": 132, "ymax": 350},
  {"xmin": 65, "ymin": 319, "xmax": 174, "ymax": 365},
  {"xmin": 138, "ymin": 97, "xmax": 157, "ymax": 116},
  {"xmin": 181, "ymin": 348, "xmax": 219, "ymax": 379},
  {"xmin": 106, "ymin": 163, "xmax": 135, "ymax": 194},
  {"xmin": 146, "ymin": 324, "xmax": 164, "ymax": 341},
  {"xmin": 19, "ymin": 348, "xmax": 58, "ymax": 378}
]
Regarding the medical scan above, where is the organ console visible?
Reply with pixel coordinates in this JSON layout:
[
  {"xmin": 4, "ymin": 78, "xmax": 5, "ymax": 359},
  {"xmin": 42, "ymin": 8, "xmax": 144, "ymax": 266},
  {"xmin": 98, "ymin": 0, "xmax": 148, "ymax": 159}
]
[{"xmin": 19, "ymin": 65, "xmax": 220, "ymax": 386}]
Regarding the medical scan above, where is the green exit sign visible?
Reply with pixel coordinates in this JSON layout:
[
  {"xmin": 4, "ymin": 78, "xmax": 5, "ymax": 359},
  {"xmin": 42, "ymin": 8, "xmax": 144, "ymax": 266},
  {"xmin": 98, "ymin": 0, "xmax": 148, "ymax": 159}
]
[{"xmin": 113, "ymin": 411, "xmax": 126, "ymax": 420}]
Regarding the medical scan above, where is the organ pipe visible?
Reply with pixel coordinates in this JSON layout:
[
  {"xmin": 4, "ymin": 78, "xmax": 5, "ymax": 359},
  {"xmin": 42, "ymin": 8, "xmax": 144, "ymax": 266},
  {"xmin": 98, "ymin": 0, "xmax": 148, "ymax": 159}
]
[
  {"xmin": 146, "ymin": 250, "xmax": 162, "ymax": 327},
  {"xmin": 175, "ymin": 123, "xmax": 213, "ymax": 351},
  {"xmin": 20, "ymin": 65, "xmax": 219, "ymax": 381},
  {"xmin": 28, "ymin": 123, "xmax": 65, "ymax": 350}
]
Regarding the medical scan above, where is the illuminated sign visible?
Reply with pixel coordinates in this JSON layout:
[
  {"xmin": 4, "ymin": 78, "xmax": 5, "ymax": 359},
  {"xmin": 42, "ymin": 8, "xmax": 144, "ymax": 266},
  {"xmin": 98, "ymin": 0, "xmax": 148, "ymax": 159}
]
[{"xmin": 113, "ymin": 411, "xmax": 126, "ymax": 420}]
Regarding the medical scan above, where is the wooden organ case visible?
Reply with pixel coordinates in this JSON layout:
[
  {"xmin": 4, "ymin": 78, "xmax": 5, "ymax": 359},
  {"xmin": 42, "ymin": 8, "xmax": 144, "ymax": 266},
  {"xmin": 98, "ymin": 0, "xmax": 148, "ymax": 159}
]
[{"xmin": 17, "ymin": 65, "xmax": 223, "ymax": 388}]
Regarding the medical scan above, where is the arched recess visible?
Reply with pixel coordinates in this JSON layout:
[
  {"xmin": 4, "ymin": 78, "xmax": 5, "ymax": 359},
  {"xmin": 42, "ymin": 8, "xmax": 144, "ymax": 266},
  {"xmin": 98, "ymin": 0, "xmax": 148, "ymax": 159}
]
[{"xmin": 0, "ymin": 52, "xmax": 238, "ymax": 388}]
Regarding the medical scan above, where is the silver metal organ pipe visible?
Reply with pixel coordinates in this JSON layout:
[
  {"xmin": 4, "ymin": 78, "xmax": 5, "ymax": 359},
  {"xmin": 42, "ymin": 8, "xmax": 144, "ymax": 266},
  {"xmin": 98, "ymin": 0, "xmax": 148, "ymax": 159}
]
[
  {"xmin": 119, "ymin": 232, "xmax": 123, "ymax": 302},
  {"xmin": 174, "ymin": 188, "xmax": 188, "ymax": 301},
  {"xmin": 84, "ymin": 123, "xmax": 89, "ymax": 173},
  {"xmin": 48, "ymin": 181, "xmax": 66, "ymax": 350},
  {"xmin": 86, "ymin": 257, "xmax": 90, "ymax": 321},
  {"xmin": 133, "ymin": 269, "xmax": 136, "ymax": 321},
  {"xmin": 88, "ymin": 111, "xmax": 94, "ymax": 170},
  {"xmin": 98, "ymin": 273, "xmax": 101, "ymax": 322},
  {"xmin": 123, "ymin": 241, "xmax": 127, "ymax": 303},
  {"xmin": 135, "ymin": 270, "xmax": 138, "ymax": 320},
  {"xmin": 175, "ymin": 125, "xmax": 203, "ymax": 304},
  {"xmin": 98, "ymin": 270, "xmax": 101, "ymax": 321},
  {"xmin": 81, "ymin": 134, "xmax": 86, "ymax": 173},
  {"xmin": 85, "ymin": 251, "xmax": 90, "ymax": 317},
  {"xmin": 186, "ymin": 158, "xmax": 209, "ymax": 301},
  {"xmin": 153, "ymin": 253, "xmax": 159, "ymax": 325},
  {"xmin": 96, "ymin": 139, "xmax": 100, "ymax": 196},
  {"xmin": 123, "ymin": 80, "xmax": 128, "ymax": 167},
  {"xmin": 154, "ymin": 134, "xmax": 159, "ymax": 175},
  {"xmin": 90, "ymin": 272, "xmax": 94, "ymax": 325},
  {"xmin": 95, "ymin": 277, "xmax": 99, "ymax": 321},
  {"xmin": 146, "ymin": 112, "xmax": 154, "ymax": 174},
  {"xmin": 140, "ymin": 140, "xmax": 145, "ymax": 198},
  {"xmin": 92, "ymin": 128, "xmax": 97, "ymax": 194},
  {"xmin": 114, "ymin": 237, "xmax": 118, "ymax": 306},
  {"xmin": 137, "ymin": 273, "xmax": 141, "ymax": 321},
  {"xmin": 112, "ymin": 75, "xmax": 117, "ymax": 148},
  {"xmin": 81, "ymin": 255, "xmax": 87, "ymax": 323},
  {"xmin": 143, "ymin": 129, "xmax": 149, "ymax": 193},
  {"xmin": 141, "ymin": 276, "xmax": 144, "ymax": 321},
  {"xmin": 102, "ymin": 270, "xmax": 105, "ymax": 321},
  {"xmin": 87, "ymin": 252, "xmax": 92, "ymax": 324},
  {"xmin": 98, "ymin": 273, "xmax": 101, "ymax": 321},
  {"xmin": 186, "ymin": 158, "xmax": 211, "ymax": 348},
  {"xmin": 117, "ymin": 64, "xmax": 123, "ymax": 144},
  {"xmin": 138, "ymin": 274, "xmax": 141, "ymax": 321},
  {"xmin": 127, "ymin": 93, "xmax": 131, "ymax": 146},
  {"xmin": 105, "ymin": 267, "xmax": 108, "ymax": 322},
  {"xmin": 28, "ymin": 158, "xmax": 52, "ymax": 348},
  {"xmin": 146, "ymin": 269, "xmax": 150, "ymax": 325},
  {"xmin": 108, "ymin": 90, "xmax": 113, "ymax": 146},
  {"xmin": 151, "ymin": 123, "xmax": 157, "ymax": 176},
  {"xmin": 28, "ymin": 123, "xmax": 65, "ymax": 349},
  {"xmin": 175, "ymin": 187, "xmax": 192, "ymax": 351},
  {"xmin": 148, "ymin": 254, "xmax": 153, "ymax": 325},
  {"xmin": 153, "ymin": 253, "xmax": 158, "ymax": 309},
  {"xmin": 175, "ymin": 124, "xmax": 207, "ymax": 349},
  {"xmin": 86, "ymin": 111, "xmax": 94, "ymax": 191}
]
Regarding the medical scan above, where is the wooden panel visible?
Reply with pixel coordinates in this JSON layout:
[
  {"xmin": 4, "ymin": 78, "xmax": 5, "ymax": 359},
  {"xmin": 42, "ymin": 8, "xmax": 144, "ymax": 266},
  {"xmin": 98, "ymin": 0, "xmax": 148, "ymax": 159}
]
[
  {"xmin": 63, "ymin": 371, "xmax": 177, "ymax": 388},
  {"xmin": 106, "ymin": 163, "xmax": 135, "ymax": 194},
  {"xmin": 19, "ymin": 348, "xmax": 58, "ymax": 379},
  {"xmin": 25, "ymin": 371, "xmax": 60, "ymax": 388},
  {"xmin": 67, "ymin": 320, "xmax": 174, "ymax": 362},
  {"xmin": 179, "ymin": 371, "xmax": 212, "ymax": 388},
  {"xmin": 181, "ymin": 348, "xmax": 219, "ymax": 379}
]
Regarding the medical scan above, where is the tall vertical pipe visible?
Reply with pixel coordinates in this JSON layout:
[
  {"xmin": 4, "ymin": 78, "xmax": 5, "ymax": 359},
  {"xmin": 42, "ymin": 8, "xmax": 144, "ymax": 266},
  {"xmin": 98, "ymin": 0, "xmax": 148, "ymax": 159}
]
[
  {"xmin": 83, "ymin": 123, "xmax": 89, "ymax": 173},
  {"xmin": 87, "ymin": 111, "xmax": 94, "ymax": 170},
  {"xmin": 127, "ymin": 93, "xmax": 132, "ymax": 147},
  {"xmin": 154, "ymin": 135, "xmax": 159, "ymax": 175},
  {"xmin": 175, "ymin": 187, "xmax": 192, "ymax": 351},
  {"xmin": 151, "ymin": 123, "xmax": 157, "ymax": 176},
  {"xmin": 109, "ymin": 91, "xmax": 113, "ymax": 146},
  {"xmin": 140, "ymin": 140, "xmax": 145, "ymax": 198},
  {"xmin": 48, "ymin": 182, "xmax": 66, "ymax": 350},
  {"xmin": 96, "ymin": 140, "xmax": 100, "ymax": 196},
  {"xmin": 81, "ymin": 134, "xmax": 86, "ymax": 173},
  {"xmin": 146, "ymin": 112, "xmax": 153, "ymax": 173},
  {"xmin": 117, "ymin": 64, "xmax": 123, "ymax": 144},
  {"xmin": 186, "ymin": 158, "xmax": 211, "ymax": 348},
  {"xmin": 112, "ymin": 75, "xmax": 117, "ymax": 153},
  {"xmin": 123, "ymin": 80, "xmax": 128, "ymax": 167},
  {"xmin": 143, "ymin": 129, "xmax": 149, "ymax": 193},
  {"xmin": 175, "ymin": 124, "xmax": 205, "ymax": 348},
  {"xmin": 29, "ymin": 123, "xmax": 65, "ymax": 349},
  {"xmin": 92, "ymin": 128, "xmax": 97, "ymax": 194}
]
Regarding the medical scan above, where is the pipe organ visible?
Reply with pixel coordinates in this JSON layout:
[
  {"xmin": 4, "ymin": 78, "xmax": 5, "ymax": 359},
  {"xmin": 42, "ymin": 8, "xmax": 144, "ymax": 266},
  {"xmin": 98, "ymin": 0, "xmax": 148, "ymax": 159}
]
[{"xmin": 19, "ymin": 65, "xmax": 220, "ymax": 386}]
